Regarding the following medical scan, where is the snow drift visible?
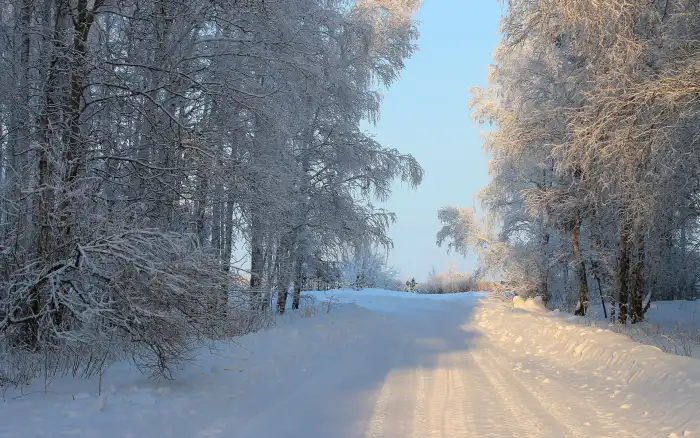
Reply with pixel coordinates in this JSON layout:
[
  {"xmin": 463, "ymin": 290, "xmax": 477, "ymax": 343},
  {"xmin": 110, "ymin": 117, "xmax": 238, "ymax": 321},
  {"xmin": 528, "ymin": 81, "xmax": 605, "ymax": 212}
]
[
  {"xmin": 512, "ymin": 295, "xmax": 548, "ymax": 313},
  {"xmin": 476, "ymin": 299, "xmax": 700, "ymax": 435}
]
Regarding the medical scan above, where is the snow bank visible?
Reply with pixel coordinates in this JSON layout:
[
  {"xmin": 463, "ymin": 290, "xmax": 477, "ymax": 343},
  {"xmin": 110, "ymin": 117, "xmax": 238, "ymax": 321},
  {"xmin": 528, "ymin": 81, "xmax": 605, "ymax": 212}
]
[
  {"xmin": 536, "ymin": 297, "xmax": 700, "ymax": 358},
  {"xmin": 476, "ymin": 300, "xmax": 700, "ymax": 433},
  {"xmin": 512, "ymin": 295, "xmax": 547, "ymax": 313}
]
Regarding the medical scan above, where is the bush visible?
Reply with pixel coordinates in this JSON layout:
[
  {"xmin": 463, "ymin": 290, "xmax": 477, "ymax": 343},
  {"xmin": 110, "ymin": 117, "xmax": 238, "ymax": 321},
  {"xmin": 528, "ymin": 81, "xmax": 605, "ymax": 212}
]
[
  {"xmin": 0, "ymin": 230, "xmax": 265, "ymax": 388},
  {"xmin": 419, "ymin": 266, "xmax": 486, "ymax": 294}
]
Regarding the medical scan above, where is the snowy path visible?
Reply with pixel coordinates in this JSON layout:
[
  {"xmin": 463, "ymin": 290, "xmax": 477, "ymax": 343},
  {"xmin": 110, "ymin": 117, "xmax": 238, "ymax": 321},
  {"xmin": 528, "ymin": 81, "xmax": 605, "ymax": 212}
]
[
  {"xmin": 230, "ymin": 294, "xmax": 661, "ymax": 438},
  {"xmin": 2, "ymin": 291, "xmax": 698, "ymax": 438}
]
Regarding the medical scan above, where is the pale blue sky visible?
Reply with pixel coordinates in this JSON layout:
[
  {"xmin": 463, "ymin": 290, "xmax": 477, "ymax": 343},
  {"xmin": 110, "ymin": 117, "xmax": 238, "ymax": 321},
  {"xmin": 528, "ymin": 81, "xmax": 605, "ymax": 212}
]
[{"xmin": 370, "ymin": 1, "xmax": 503, "ymax": 281}]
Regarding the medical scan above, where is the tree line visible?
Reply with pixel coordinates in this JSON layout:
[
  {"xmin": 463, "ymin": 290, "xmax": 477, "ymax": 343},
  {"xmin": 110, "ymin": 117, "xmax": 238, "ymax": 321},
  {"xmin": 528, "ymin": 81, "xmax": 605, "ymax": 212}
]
[
  {"xmin": 0, "ymin": 0, "xmax": 422, "ymax": 384},
  {"xmin": 440, "ymin": 0, "xmax": 700, "ymax": 324}
]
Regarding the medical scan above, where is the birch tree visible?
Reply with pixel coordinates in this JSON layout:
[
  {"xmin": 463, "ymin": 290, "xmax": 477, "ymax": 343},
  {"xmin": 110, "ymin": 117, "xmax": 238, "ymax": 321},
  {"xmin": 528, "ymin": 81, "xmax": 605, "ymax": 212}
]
[
  {"xmin": 0, "ymin": 0, "xmax": 423, "ymax": 385},
  {"xmin": 467, "ymin": 0, "xmax": 700, "ymax": 323}
]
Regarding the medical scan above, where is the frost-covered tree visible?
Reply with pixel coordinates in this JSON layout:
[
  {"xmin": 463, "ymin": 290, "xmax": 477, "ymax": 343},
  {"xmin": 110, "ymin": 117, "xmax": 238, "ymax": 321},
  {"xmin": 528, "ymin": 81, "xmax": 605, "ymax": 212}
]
[
  {"xmin": 464, "ymin": 0, "xmax": 700, "ymax": 323},
  {"xmin": 339, "ymin": 243, "xmax": 401, "ymax": 291},
  {"xmin": 0, "ymin": 0, "xmax": 423, "ymax": 384}
]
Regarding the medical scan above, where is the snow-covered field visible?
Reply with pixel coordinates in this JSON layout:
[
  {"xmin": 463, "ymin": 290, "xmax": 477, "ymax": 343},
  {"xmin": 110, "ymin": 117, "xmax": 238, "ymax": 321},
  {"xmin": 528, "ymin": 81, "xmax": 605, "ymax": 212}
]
[
  {"xmin": 1, "ymin": 289, "xmax": 699, "ymax": 437},
  {"xmin": 542, "ymin": 296, "xmax": 700, "ymax": 358},
  {"xmin": 574, "ymin": 297, "xmax": 700, "ymax": 331},
  {"xmin": 644, "ymin": 300, "xmax": 700, "ymax": 329}
]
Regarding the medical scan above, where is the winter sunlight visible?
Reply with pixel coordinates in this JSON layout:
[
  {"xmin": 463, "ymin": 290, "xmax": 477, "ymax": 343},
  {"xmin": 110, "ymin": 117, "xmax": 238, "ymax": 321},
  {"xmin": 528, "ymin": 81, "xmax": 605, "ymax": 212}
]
[{"xmin": 1, "ymin": 0, "xmax": 699, "ymax": 437}]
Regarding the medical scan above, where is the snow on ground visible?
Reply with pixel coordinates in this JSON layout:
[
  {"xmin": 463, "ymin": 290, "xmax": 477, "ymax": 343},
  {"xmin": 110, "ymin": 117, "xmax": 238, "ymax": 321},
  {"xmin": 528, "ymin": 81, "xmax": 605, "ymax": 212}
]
[
  {"xmin": 306, "ymin": 288, "xmax": 489, "ymax": 315},
  {"xmin": 545, "ymin": 296, "xmax": 700, "ymax": 358},
  {"xmin": 480, "ymin": 296, "xmax": 700, "ymax": 437},
  {"xmin": 512, "ymin": 295, "xmax": 548, "ymax": 313},
  {"xmin": 581, "ymin": 297, "xmax": 700, "ymax": 330},
  {"xmin": 1, "ymin": 289, "xmax": 699, "ymax": 437},
  {"xmin": 646, "ymin": 299, "xmax": 700, "ymax": 329}
]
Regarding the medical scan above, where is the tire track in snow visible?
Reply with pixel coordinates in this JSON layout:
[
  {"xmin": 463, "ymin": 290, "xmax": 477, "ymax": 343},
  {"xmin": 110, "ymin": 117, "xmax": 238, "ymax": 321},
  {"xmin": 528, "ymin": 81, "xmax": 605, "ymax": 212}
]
[
  {"xmin": 441, "ymin": 368, "xmax": 451, "ymax": 436},
  {"xmin": 470, "ymin": 350, "xmax": 551, "ymax": 438},
  {"xmin": 459, "ymin": 357, "xmax": 516, "ymax": 438},
  {"xmin": 481, "ymin": 347, "xmax": 585, "ymax": 438},
  {"xmin": 458, "ymin": 357, "xmax": 480, "ymax": 435},
  {"xmin": 365, "ymin": 373, "xmax": 392, "ymax": 438},
  {"xmin": 427, "ymin": 367, "xmax": 449, "ymax": 438},
  {"xmin": 365, "ymin": 331, "xmax": 414, "ymax": 438},
  {"xmin": 483, "ymin": 345, "xmax": 639, "ymax": 438},
  {"xmin": 446, "ymin": 366, "xmax": 468, "ymax": 437},
  {"xmin": 461, "ymin": 348, "xmax": 529, "ymax": 438},
  {"xmin": 411, "ymin": 367, "xmax": 428, "ymax": 438},
  {"xmin": 379, "ymin": 368, "xmax": 417, "ymax": 438}
]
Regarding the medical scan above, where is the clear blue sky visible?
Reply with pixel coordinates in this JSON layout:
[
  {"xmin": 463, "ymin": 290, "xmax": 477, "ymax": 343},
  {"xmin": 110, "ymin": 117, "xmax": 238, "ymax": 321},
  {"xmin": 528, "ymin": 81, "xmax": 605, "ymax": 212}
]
[{"xmin": 369, "ymin": 1, "xmax": 503, "ymax": 281}]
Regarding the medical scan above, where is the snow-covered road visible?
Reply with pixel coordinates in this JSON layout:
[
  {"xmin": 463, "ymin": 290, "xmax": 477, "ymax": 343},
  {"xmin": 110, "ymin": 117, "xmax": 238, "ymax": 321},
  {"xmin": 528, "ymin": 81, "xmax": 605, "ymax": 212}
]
[
  {"xmin": 2, "ymin": 290, "xmax": 699, "ymax": 437},
  {"xmin": 233, "ymin": 292, "xmax": 693, "ymax": 438}
]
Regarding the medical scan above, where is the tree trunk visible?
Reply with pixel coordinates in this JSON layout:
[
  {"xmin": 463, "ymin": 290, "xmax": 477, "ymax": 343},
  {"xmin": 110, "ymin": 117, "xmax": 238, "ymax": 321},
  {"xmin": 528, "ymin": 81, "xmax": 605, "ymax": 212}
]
[
  {"xmin": 276, "ymin": 278, "xmax": 289, "ymax": 314},
  {"xmin": 292, "ymin": 254, "xmax": 303, "ymax": 310},
  {"xmin": 562, "ymin": 257, "xmax": 569, "ymax": 308},
  {"xmin": 6, "ymin": 0, "xmax": 32, "ymax": 247},
  {"xmin": 629, "ymin": 233, "xmax": 646, "ymax": 323},
  {"xmin": 27, "ymin": 0, "xmax": 72, "ymax": 349},
  {"xmin": 277, "ymin": 250, "xmax": 298, "ymax": 314},
  {"xmin": 263, "ymin": 234, "xmax": 276, "ymax": 290},
  {"xmin": 194, "ymin": 171, "xmax": 209, "ymax": 246},
  {"xmin": 591, "ymin": 265, "xmax": 607, "ymax": 320},
  {"xmin": 617, "ymin": 226, "xmax": 631, "ymax": 324},
  {"xmin": 218, "ymin": 185, "xmax": 236, "ymax": 316},
  {"xmin": 63, "ymin": 0, "xmax": 99, "ymax": 185},
  {"xmin": 539, "ymin": 231, "xmax": 550, "ymax": 306},
  {"xmin": 211, "ymin": 183, "xmax": 222, "ymax": 255},
  {"xmin": 273, "ymin": 236, "xmax": 292, "ymax": 313},
  {"xmin": 678, "ymin": 222, "xmax": 688, "ymax": 299},
  {"xmin": 249, "ymin": 209, "xmax": 266, "ymax": 311},
  {"xmin": 9, "ymin": 0, "xmax": 35, "ymax": 347},
  {"xmin": 572, "ymin": 222, "xmax": 589, "ymax": 316}
]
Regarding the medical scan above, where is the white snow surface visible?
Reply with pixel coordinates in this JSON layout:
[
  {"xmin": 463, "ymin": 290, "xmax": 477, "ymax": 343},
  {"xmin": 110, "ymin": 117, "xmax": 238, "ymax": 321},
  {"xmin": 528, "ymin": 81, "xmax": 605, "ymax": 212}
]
[
  {"xmin": 645, "ymin": 299, "xmax": 700, "ymax": 329},
  {"xmin": 1, "ymin": 289, "xmax": 699, "ymax": 437},
  {"xmin": 575, "ymin": 297, "xmax": 700, "ymax": 331},
  {"xmin": 512, "ymin": 295, "xmax": 548, "ymax": 313},
  {"xmin": 546, "ymin": 297, "xmax": 700, "ymax": 358}
]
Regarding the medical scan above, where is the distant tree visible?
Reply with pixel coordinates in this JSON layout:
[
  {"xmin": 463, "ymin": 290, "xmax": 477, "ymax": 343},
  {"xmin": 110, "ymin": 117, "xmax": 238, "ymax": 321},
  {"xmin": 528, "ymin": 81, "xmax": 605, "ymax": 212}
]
[
  {"xmin": 341, "ymin": 244, "xmax": 401, "ymax": 290},
  {"xmin": 405, "ymin": 278, "xmax": 418, "ymax": 292}
]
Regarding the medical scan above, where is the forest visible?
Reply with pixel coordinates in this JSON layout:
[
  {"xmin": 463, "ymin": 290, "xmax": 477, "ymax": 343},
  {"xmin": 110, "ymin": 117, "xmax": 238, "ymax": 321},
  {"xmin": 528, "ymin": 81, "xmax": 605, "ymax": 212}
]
[
  {"xmin": 438, "ymin": 0, "xmax": 700, "ymax": 324},
  {"xmin": 0, "ymin": 0, "xmax": 422, "ymax": 384},
  {"xmin": 4, "ymin": 0, "xmax": 700, "ymax": 393}
]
